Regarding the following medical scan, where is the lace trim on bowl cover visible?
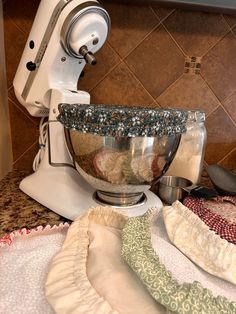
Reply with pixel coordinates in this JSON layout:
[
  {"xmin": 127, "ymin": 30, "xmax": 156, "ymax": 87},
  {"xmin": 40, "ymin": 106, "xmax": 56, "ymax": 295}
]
[{"xmin": 121, "ymin": 205, "xmax": 236, "ymax": 314}]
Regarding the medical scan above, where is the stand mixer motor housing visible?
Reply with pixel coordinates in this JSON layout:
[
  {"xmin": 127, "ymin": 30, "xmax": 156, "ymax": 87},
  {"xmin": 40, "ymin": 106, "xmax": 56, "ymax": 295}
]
[{"xmin": 14, "ymin": 0, "xmax": 110, "ymax": 116}]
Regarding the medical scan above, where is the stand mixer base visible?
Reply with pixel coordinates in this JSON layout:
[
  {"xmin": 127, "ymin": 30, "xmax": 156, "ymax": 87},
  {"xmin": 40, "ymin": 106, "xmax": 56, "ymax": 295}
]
[
  {"xmin": 20, "ymin": 167, "xmax": 162, "ymax": 220},
  {"xmin": 95, "ymin": 190, "xmax": 147, "ymax": 207}
]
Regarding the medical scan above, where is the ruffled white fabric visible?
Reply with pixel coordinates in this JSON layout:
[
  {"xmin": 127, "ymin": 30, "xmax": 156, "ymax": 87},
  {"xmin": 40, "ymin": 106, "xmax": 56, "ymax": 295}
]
[
  {"xmin": 151, "ymin": 210, "xmax": 236, "ymax": 302},
  {"xmin": 45, "ymin": 206, "xmax": 167, "ymax": 314},
  {"xmin": 46, "ymin": 209, "xmax": 116, "ymax": 314},
  {"xmin": 162, "ymin": 201, "xmax": 236, "ymax": 285}
]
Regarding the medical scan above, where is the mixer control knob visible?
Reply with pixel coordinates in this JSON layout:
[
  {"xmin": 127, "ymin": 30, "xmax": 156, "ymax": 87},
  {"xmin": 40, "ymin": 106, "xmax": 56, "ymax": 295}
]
[{"xmin": 26, "ymin": 61, "xmax": 37, "ymax": 71}]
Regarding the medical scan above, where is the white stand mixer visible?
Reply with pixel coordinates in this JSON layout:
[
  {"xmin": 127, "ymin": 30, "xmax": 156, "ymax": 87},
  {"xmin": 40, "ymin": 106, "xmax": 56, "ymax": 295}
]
[{"xmin": 13, "ymin": 0, "xmax": 162, "ymax": 220}]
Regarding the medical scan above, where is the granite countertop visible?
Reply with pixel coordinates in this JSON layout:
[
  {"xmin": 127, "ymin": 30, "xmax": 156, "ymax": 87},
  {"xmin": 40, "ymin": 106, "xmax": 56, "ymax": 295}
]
[
  {"xmin": 0, "ymin": 170, "xmax": 70, "ymax": 238},
  {"xmin": 0, "ymin": 169, "xmax": 213, "ymax": 238}
]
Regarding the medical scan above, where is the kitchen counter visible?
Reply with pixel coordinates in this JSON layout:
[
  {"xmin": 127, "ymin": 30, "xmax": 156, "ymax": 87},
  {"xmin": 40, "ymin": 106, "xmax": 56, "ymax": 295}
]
[
  {"xmin": 0, "ymin": 170, "xmax": 69, "ymax": 238},
  {"xmin": 0, "ymin": 169, "xmax": 213, "ymax": 238}
]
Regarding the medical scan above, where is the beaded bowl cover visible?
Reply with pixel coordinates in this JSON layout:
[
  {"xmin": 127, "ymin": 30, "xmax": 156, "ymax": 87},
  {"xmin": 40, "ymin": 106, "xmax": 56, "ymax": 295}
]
[{"xmin": 57, "ymin": 104, "xmax": 188, "ymax": 137}]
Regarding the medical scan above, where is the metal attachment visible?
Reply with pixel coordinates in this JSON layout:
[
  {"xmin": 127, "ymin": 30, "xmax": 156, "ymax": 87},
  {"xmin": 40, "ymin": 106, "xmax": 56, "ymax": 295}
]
[
  {"xmin": 93, "ymin": 191, "xmax": 147, "ymax": 207},
  {"xmin": 79, "ymin": 45, "xmax": 96, "ymax": 65}
]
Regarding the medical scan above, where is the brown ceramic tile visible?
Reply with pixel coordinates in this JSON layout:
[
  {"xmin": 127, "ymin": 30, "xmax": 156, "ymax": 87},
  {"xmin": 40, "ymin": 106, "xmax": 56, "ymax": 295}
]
[
  {"xmin": 103, "ymin": 3, "xmax": 159, "ymax": 58},
  {"xmin": 163, "ymin": 10, "xmax": 230, "ymax": 56},
  {"xmin": 157, "ymin": 74, "xmax": 220, "ymax": 115},
  {"xmin": 9, "ymin": 100, "xmax": 38, "ymax": 162},
  {"xmin": 201, "ymin": 31, "xmax": 236, "ymax": 101},
  {"xmin": 78, "ymin": 43, "xmax": 121, "ymax": 92},
  {"xmin": 13, "ymin": 142, "xmax": 38, "ymax": 171},
  {"xmin": 90, "ymin": 62, "xmax": 153, "ymax": 106},
  {"xmin": 205, "ymin": 106, "xmax": 236, "ymax": 164},
  {"xmin": 3, "ymin": 17, "xmax": 28, "ymax": 87},
  {"xmin": 8, "ymin": 86, "xmax": 40, "ymax": 125},
  {"xmin": 3, "ymin": 0, "xmax": 40, "ymax": 34},
  {"xmin": 222, "ymin": 91, "xmax": 236, "ymax": 124},
  {"xmin": 4, "ymin": 4, "xmax": 236, "ymax": 171},
  {"xmin": 151, "ymin": 6, "xmax": 175, "ymax": 21},
  {"xmin": 150, "ymin": 100, "xmax": 161, "ymax": 108},
  {"xmin": 219, "ymin": 148, "xmax": 236, "ymax": 170},
  {"xmin": 223, "ymin": 14, "xmax": 236, "ymax": 28},
  {"xmin": 125, "ymin": 24, "xmax": 184, "ymax": 99}
]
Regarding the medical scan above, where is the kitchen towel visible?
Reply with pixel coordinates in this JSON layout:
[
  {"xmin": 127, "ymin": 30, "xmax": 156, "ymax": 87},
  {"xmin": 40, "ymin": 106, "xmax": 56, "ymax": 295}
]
[{"xmin": 0, "ymin": 223, "xmax": 69, "ymax": 314}]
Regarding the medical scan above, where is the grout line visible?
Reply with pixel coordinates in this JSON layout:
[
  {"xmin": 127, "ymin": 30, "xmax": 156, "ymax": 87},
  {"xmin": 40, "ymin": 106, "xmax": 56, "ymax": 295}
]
[
  {"xmin": 199, "ymin": 73, "xmax": 222, "ymax": 116},
  {"xmin": 160, "ymin": 20, "xmax": 187, "ymax": 58},
  {"xmin": 4, "ymin": 13, "xmax": 28, "ymax": 35},
  {"xmin": 81, "ymin": 43, "xmax": 123, "ymax": 93},
  {"xmin": 8, "ymin": 94, "xmax": 40, "ymax": 126},
  {"xmin": 89, "ymin": 57, "xmax": 157, "ymax": 107},
  {"xmin": 106, "ymin": 41, "xmax": 122, "ymax": 60},
  {"xmin": 205, "ymin": 102, "xmax": 236, "ymax": 135},
  {"xmin": 204, "ymin": 103, "xmax": 221, "ymax": 119},
  {"xmin": 120, "ymin": 22, "xmax": 187, "ymax": 103},
  {"xmin": 221, "ymin": 89, "xmax": 236, "ymax": 103},
  {"xmin": 90, "ymin": 39, "xmax": 158, "ymax": 105},
  {"xmin": 13, "ymin": 141, "xmax": 38, "ymax": 166},
  {"xmin": 200, "ymin": 69, "xmax": 236, "ymax": 123},
  {"xmin": 110, "ymin": 22, "xmax": 162, "ymax": 62},
  {"xmin": 7, "ymin": 84, "xmax": 13, "ymax": 92},
  {"xmin": 149, "ymin": 5, "xmax": 175, "ymax": 24},
  {"xmin": 121, "ymin": 58, "xmax": 156, "ymax": 104},
  {"xmin": 88, "ymin": 59, "xmax": 123, "ymax": 93},
  {"xmin": 123, "ymin": 62, "xmax": 157, "ymax": 105},
  {"xmin": 230, "ymin": 26, "xmax": 236, "ymax": 39},
  {"xmin": 221, "ymin": 103, "xmax": 236, "ymax": 128},
  {"xmin": 157, "ymin": 12, "xmax": 231, "ymax": 60},
  {"xmin": 221, "ymin": 14, "xmax": 236, "ymax": 31},
  {"xmin": 155, "ymin": 73, "xmax": 185, "ymax": 103},
  {"xmin": 217, "ymin": 146, "xmax": 236, "ymax": 165},
  {"xmin": 201, "ymin": 21, "xmax": 232, "ymax": 58}
]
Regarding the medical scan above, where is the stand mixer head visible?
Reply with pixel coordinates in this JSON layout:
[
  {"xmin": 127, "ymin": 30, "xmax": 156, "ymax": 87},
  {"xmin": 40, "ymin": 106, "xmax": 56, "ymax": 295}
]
[
  {"xmin": 14, "ymin": 0, "xmax": 110, "ymax": 116},
  {"xmin": 13, "ymin": 0, "xmax": 188, "ymax": 219}
]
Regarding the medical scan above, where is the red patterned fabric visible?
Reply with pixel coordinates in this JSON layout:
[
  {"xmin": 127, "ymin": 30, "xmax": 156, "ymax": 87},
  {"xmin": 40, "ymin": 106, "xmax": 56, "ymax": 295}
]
[{"xmin": 183, "ymin": 196, "xmax": 236, "ymax": 245}]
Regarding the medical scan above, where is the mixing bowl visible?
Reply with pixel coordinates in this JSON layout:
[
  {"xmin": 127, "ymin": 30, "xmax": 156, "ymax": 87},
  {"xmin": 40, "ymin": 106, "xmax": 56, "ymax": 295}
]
[{"xmin": 58, "ymin": 104, "xmax": 188, "ymax": 206}]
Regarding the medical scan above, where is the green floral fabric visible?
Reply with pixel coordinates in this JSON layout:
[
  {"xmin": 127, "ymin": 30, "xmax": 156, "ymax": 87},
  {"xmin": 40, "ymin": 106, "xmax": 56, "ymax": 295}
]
[{"xmin": 121, "ymin": 210, "xmax": 236, "ymax": 314}]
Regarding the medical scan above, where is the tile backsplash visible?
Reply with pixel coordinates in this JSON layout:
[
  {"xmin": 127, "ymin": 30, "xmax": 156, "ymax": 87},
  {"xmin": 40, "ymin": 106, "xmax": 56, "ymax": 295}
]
[{"xmin": 3, "ymin": 0, "xmax": 236, "ymax": 171}]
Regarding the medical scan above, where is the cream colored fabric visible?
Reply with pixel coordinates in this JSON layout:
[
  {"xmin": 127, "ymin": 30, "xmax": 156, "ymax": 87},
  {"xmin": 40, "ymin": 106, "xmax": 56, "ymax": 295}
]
[
  {"xmin": 163, "ymin": 201, "xmax": 236, "ymax": 285},
  {"xmin": 45, "ymin": 207, "xmax": 166, "ymax": 314}
]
